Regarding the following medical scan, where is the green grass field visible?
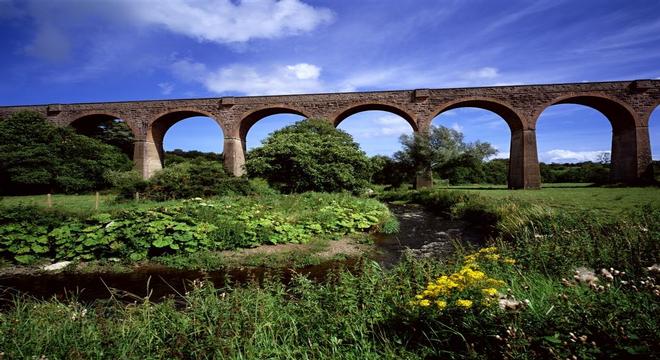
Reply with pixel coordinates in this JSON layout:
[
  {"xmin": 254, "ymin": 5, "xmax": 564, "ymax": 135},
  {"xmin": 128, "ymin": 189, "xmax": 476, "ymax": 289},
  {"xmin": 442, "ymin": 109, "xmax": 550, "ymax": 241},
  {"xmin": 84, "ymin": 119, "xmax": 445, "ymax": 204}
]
[
  {"xmin": 0, "ymin": 193, "xmax": 178, "ymax": 213},
  {"xmin": 3, "ymin": 183, "xmax": 659, "ymax": 214},
  {"xmin": 447, "ymin": 183, "xmax": 660, "ymax": 213}
]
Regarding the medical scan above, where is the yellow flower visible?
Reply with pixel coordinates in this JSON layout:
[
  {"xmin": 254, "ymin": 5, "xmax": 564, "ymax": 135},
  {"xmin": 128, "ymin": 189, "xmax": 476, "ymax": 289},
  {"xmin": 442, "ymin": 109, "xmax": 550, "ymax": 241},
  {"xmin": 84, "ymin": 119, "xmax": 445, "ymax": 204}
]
[
  {"xmin": 419, "ymin": 299, "xmax": 431, "ymax": 307},
  {"xmin": 504, "ymin": 258, "xmax": 516, "ymax": 265},
  {"xmin": 485, "ymin": 254, "xmax": 500, "ymax": 261},
  {"xmin": 415, "ymin": 294, "xmax": 424, "ymax": 300},
  {"xmin": 482, "ymin": 288, "xmax": 498, "ymax": 296},
  {"xmin": 479, "ymin": 247, "xmax": 497, "ymax": 254},
  {"xmin": 435, "ymin": 300, "xmax": 447, "ymax": 310},
  {"xmin": 456, "ymin": 299, "xmax": 473, "ymax": 309}
]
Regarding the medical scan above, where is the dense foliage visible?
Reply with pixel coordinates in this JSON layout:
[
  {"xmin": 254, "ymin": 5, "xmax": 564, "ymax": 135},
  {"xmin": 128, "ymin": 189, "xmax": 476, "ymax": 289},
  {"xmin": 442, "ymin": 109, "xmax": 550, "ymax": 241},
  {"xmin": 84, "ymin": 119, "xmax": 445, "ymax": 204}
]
[
  {"xmin": 109, "ymin": 159, "xmax": 266, "ymax": 201},
  {"xmin": 371, "ymin": 125, "xmax": 503, "ymax": 187},
  {"xmin": 246, "ymin": 119, "xmax": 373, "ymax": 193},
  {"xmin": 0, "ymin": 111, "xmax": 132, "ymax": 195},
  {"xmin": 540, "ymin": 161, "xmax": 610, "ymax": 184},
  {"xmin": 0, "ymin": 193, "xmax": 394, "ymax": 264},
  {"xmin": 73, "ymin": 118, "xmax": 135, "ymax": 159},
  {"xmin": 164, "ymin": 149, "xmax": 223, "ymax": 166}
]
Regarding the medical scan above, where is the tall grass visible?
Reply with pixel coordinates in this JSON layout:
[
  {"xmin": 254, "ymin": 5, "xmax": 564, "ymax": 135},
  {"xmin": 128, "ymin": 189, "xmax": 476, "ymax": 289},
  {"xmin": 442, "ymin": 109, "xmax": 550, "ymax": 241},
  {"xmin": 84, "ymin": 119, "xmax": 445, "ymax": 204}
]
[{"xmin": 2, "ymin": 255, "xmax": 658, "ymax": 359}]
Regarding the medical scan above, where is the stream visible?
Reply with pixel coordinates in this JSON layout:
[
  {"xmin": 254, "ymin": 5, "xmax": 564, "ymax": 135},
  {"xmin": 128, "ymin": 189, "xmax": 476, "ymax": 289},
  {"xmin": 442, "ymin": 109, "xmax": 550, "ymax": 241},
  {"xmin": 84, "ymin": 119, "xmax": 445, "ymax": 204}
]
[{"xmin": 0, "ymin": 203, "xmax": 482, "ymax": 305}]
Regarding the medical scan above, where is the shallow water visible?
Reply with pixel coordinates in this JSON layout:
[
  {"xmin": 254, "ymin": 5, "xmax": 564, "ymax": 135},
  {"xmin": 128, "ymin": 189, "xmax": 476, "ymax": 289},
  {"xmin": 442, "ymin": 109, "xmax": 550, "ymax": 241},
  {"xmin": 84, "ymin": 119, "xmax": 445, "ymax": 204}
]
[{"xmin": 0, "ymin": 203, "xmax": 481, "ymax": 305}]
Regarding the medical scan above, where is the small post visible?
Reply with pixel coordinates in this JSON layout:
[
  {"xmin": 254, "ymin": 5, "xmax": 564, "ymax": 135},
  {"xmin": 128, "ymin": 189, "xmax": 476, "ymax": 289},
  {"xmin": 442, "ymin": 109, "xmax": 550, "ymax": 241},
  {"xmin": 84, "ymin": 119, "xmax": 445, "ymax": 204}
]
[
  {"xmin": 47, "ymin": 193, "xmax": 52, "ymax": 208},
  {"xmin": 135, "ymin": 192, "xmax": 140, "ymax": 201},
  {"xmin": 95, "ymin": 192, "xmax": 100, "ymax": 210}
]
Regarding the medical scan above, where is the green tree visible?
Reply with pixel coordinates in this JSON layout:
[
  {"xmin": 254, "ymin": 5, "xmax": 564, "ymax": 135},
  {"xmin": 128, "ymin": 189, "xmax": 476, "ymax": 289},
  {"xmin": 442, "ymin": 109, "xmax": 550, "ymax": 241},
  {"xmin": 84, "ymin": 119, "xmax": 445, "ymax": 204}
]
[
  {"xmin": 74, "ymin": 118, "xmax": 135, "ymax": 159},
  {"xmin": 393, "ymin": 125, "xmax": 497, "ymax": 185},
  {"xmin": 0, "ymin": 111, "xmax": 132, "ymax": 194},
  {"xmin": 246, "ymin": 119, "xmax": 372, "ymax": 193}
]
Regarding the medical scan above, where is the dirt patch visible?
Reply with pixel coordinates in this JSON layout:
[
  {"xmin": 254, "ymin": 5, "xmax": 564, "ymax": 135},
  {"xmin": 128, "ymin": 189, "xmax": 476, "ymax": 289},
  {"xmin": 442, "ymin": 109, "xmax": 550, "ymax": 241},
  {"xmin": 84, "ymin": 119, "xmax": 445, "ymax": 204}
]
[{"xmin": 217, "ymin": 237, "xmax": 371, "ymax": 261}]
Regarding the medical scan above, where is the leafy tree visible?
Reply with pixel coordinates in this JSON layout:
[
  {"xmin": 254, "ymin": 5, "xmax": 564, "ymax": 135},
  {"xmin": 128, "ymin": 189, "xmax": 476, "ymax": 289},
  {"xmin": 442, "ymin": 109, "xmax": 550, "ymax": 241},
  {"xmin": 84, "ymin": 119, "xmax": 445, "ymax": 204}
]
[
  {"xmin": 392, "ymin": 125, "xmax": 497, "ymax": 185},
  {"xmin": 246, "ymin": 119, "xmax": 372, "ymax": 193},
  {"xmin": 482, "ymin": 159, "xmax": 508, "ymax": 185},
  {"xmin": 370, "ymin": 155, "xmax": 414, "ymax": 188},
  {"xmin": 0, "ymin": 111, "xmax": 132, "ymax": 194},
  {"xmin": 74, "ymin": 118, "xmax": 135, "ymax": 159}
]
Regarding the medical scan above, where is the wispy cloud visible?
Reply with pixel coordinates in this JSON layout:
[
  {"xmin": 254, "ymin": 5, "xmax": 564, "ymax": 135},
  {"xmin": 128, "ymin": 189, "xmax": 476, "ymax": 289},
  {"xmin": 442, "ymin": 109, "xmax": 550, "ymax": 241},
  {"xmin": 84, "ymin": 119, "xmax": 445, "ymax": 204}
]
[
  {"xmin": 543, "ymin": 149, "xmax": 610, "ymax": 163},
  {"xmin": 126, "ymin": 0, "xmax": 334, "ymax": 43},
  {"xmin": 463, "ymin": 67, "xmax": 499, "ymax": 80},
  {"xmin": 23, "ymin": 23, "xmax": 70, "ymax": 62},
  {"xmin": 158, "ymin": 82, "xmax": 174, "ymax": 95},
  {"xmin": 171, "ymin": 59, "xmax": 325, "ymax": 95}
]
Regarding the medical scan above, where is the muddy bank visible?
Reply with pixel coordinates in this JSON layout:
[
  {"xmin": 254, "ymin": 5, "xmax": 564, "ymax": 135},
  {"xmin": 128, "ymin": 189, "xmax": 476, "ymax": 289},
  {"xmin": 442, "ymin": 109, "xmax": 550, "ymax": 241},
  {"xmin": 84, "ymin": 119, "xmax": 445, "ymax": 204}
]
[{"xmin": 0, "ymin": 260, "xmax": 358, "ymax": 307}]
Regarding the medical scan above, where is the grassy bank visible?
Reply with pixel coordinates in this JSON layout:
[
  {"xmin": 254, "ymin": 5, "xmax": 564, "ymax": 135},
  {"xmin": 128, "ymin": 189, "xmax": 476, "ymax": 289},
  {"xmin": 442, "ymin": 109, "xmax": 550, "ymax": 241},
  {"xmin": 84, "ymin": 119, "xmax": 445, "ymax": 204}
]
[
  {"xmin": 446, "ymin": 183, "xmax": 660, "ymax": 213},
  {"xmin": 1, "ymin": 187, "xmax": 658, "ymax": 358},
  {"xmin": 1, "ymin": 252, "xmax": 657, "ymax": 359},
  {"xmin": 0, "ymin": 193, "xmax": 396, "ymax": 266}
]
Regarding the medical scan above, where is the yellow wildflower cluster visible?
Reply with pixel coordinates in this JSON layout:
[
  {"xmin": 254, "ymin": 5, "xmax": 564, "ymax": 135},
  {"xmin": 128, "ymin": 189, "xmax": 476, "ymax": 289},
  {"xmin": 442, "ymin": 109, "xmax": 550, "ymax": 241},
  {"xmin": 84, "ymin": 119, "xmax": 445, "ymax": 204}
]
[{"xmin": 411, "ymin": 247, "xmax": 515, "ymax": 311}]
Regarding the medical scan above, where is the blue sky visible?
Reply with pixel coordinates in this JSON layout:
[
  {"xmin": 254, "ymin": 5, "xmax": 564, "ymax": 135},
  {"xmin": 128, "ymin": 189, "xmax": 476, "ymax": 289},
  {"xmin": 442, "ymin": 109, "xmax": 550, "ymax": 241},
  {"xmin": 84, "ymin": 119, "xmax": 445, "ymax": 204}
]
[{"xmin": 1, "ymin": 0, "xmax": 659, "ymax": 162}]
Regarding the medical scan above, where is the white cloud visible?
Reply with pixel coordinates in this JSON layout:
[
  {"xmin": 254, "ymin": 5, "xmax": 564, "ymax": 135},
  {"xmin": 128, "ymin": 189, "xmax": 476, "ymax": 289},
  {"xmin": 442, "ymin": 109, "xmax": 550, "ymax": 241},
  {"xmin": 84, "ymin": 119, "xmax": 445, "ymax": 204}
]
[
  {"xmin": 286, "ymin": 63, "xmax": 321, "ymax": 80},
  {"xmin": 126, "ymin": 0, "xmax": 334, "ymax": 43},
  {"xmin": 450, "ymin": 122, "xmax": 463, "ymax": 132},
  {"xmin": 171, "ymin": 59, "xmax": 324, "ymax": 95},
  {"xmin": 338, "ymin": 114, "xmax": 413, "ymax": 139},
  {"xmin": 543, "ymin": 149, "xmax": 610, "ymax": 163},
  {"xmin": 490, "ymin": 151, "xmax": 509, "ymax": 160},
  {"xmin": 464, "ymin": 67, "xmax": 499, "ymax": 80},
  {"xmin": 158, "ymin": 82, "xmax": 174, "ymax": 95}
]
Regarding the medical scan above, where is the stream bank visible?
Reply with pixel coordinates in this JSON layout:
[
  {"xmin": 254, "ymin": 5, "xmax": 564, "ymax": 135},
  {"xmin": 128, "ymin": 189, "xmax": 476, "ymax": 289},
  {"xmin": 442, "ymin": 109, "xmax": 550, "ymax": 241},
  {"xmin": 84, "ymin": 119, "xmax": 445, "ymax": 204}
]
[{"xmin": 0, "ymin": 203, "xmax": 482, "ymax": 304}]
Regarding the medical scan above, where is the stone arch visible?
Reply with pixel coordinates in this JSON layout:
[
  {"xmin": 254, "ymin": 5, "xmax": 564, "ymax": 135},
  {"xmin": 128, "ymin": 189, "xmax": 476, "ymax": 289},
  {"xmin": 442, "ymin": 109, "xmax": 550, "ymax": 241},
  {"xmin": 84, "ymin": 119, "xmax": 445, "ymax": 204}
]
[
  {"xmin": 534, "ymin": 94, "xmax": 642, "ymax": 183},
  {"xmin": 532, "ymin": 93, "xmax": 639, "ymax": 130},
  {"xmin": 430, "ymin": 98, "xmax": 534, "ymax": 189},
  {"xmin": 238, "ymin": 106, "xmax": 309, "ymax": 141},
  {"xmin": 67, "ymin": 112, "xmax": 138, "ymax": 160},
  {"xmin": 67, "ymin": 112, "xmax": 139, "ymax": 138},
  {"xmin": 148, "ymin": 108, "xmax": 224, "ymax": 144},
  {"xmin": 431, "ymin": 97, "xmax": 525, "ymax": 131},
  {"xmin": 332, "ymin": 103, "xmax": 418, "ymax": 131},
  {"xmin": 138, "ymin": 109, "xmax": 225, "ymax": 177}
]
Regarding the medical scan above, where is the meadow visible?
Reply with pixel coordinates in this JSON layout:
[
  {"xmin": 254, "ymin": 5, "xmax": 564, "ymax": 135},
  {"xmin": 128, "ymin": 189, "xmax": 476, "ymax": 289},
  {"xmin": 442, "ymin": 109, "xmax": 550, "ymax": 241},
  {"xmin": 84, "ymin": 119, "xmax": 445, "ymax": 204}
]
[{"xmin": 0, "ymin": 185, "xmax": 658, "ymax": 359}]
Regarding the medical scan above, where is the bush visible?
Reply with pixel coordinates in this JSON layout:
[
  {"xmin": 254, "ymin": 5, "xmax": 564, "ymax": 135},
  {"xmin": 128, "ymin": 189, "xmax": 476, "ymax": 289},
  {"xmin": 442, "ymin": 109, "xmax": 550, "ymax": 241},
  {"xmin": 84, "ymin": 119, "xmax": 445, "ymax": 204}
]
[
  {"xmin": 246, "ymin": 119, "xmax": 373, "ymax": 193},
  {"xmin": 127, "ymin": 159, "xmax": 261, "ymax": 201},
  {"xmin": 0, "ymin": 111, "xmax": 132, "ymax": 195},
  {"xmin": 105, "ymin": 170, "xmax": 147, "ymax": 199}
]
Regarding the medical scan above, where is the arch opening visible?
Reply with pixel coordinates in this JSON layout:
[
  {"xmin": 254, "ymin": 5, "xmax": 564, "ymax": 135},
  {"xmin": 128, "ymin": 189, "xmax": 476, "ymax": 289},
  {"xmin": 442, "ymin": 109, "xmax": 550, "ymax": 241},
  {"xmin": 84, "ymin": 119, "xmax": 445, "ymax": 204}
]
[
  {"xmin": 337, "ymin": 110, "xmax": 414, "ymax": 157},
  {"xmin": 69, "ymin": 114, "xmax": 135, "ymax": 159},
  {"xmin": 536, "ymin": 95, "xmax": 640, "ymax": 184},
  {"xmin": 430, "ymin": 107, "xmax": 512, "ymax": 186},
  {"xmin": 536, "ymin": 104, "xmax": 613, "ymax": 185},
  {"xmin": 650, "ymin": 105, "xmax": 660, "ymax": 181},
  {"xmin": 239, "ymin": 107, "xmax": 308, "ymax": 144},
  {"xmin": 148, "ymin": 110, "xmax": 224, "ymax": 169},
  {"xmin": 333, "ymin": 103, "xmax": 417, "ymax": 131},
  {"xmin": 337, "ymin": 110, "xmax": 415, "ymax": 188}
]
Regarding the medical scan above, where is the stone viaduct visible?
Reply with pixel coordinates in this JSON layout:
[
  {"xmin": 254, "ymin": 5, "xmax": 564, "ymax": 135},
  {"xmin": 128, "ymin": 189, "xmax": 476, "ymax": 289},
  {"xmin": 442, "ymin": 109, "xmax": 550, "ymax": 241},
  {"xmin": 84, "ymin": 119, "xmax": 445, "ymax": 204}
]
[{"xmin": 1, "ymin": 79, "xmax": 658, "ymax": 189}]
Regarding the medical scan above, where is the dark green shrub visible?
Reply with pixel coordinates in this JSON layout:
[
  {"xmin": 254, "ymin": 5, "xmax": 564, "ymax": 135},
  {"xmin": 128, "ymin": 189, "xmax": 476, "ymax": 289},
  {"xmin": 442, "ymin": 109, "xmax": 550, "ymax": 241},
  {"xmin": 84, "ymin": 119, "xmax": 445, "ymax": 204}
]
[
  {"xmin": 246, "ymin": 119, "xmax": 372, "ymax": 193},
  {"xmin": 0, "ymin": 111, "xmax": 132, "ymax": 195},
  {"xmin": 137, "ymin": 159, "xmax": 257, "ymax": 200}
]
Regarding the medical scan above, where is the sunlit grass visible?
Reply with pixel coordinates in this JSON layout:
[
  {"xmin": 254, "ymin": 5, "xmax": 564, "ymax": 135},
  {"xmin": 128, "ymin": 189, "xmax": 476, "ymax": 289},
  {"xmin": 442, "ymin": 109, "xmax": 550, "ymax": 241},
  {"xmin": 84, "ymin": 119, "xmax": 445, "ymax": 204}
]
[{"xmin": 447, "ymin": 183, "xmax": 660, "ymax": 213}]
